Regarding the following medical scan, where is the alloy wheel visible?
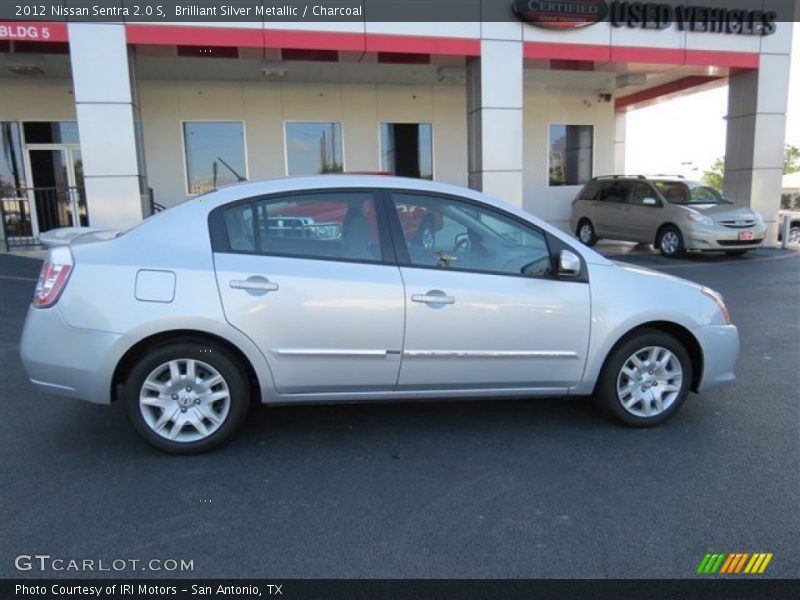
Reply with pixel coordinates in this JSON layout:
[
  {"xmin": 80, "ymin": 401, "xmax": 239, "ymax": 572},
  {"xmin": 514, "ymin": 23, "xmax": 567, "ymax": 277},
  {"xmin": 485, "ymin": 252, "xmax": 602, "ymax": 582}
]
[
  {"xmin": 139, "ymin": 358, "xmax": 231, "ymax": 443},
  {"xmin": 616, "ymin": 346, "xmax": 683, "ymax": 418},
  {"xmin": 661, "ymin": 231, "xmax": 680, "ymax": 255},
  {"xmin": 579, "ymin": 224, "xmax": 593, "ymax": 244}
]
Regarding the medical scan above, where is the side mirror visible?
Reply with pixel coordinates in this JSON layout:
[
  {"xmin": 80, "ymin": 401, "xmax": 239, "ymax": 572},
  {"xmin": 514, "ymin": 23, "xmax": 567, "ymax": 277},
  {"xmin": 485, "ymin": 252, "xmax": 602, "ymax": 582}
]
[
  {"xmin": 642, "ymin": 197, "xmax": 659, "ymax": 206},
  {"xmin": 558, "ymin": 250, "xmax": 581, "ymax": 278}
]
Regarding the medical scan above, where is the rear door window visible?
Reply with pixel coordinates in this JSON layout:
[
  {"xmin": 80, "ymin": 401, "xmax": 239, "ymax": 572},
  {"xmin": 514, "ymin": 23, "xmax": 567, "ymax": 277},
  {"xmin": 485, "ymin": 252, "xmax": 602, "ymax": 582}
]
[
  {"xmin": 597, "ymin": 182, "xmax": 628, "ymax": 203},
  {"xmin": 211, "ymin": 190, "xmax": 385, "ymax": 263}
]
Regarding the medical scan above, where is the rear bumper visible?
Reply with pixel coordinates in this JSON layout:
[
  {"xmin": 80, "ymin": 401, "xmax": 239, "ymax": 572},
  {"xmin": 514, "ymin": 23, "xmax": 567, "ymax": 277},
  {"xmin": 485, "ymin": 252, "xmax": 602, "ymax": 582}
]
[
  {"xmin": 20, "ymin": 305, "xmax": 122, "ymax": 404},
  {"xmin": 695, "ymin": 324, "xmax": 739, "ymax": 392}
]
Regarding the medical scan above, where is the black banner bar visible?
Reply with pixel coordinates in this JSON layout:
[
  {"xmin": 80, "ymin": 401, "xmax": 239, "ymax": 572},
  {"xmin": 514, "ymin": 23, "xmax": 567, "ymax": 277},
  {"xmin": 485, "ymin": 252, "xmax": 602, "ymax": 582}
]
[{"xmin": 2, "ymin": 579, "xmax": 800, "ymax": 600}]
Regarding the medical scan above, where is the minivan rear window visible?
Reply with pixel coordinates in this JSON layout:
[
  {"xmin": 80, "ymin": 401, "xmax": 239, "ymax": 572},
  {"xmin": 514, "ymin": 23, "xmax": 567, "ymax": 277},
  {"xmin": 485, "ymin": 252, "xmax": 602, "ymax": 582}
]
[{"xmin": 578, "ymin": 181, "xmax": 603, "ymax": 200}]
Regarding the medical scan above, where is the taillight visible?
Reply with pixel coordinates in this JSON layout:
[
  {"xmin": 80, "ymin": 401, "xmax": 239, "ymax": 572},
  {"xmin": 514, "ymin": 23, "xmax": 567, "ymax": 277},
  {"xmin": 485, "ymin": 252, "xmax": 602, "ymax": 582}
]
[
  {"xmin": 33, "ymin": 246, "xmax": 73, "ymax": 308},
  {"xmin": 571, "ymin": 195, "xmax": 580, "ymax": 207}
]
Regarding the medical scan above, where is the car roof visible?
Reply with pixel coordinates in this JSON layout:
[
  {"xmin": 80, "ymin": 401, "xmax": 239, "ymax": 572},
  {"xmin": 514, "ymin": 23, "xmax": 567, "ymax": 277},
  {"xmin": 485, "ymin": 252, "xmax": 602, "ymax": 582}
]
[{"xmin": 194, "ymin": 174, "xmax": 509, "ymax": 212}]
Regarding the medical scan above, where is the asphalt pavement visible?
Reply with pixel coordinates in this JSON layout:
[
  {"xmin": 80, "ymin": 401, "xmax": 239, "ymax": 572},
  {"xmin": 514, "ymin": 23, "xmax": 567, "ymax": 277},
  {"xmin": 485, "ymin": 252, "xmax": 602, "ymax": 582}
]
[{"xmin": 0, "ymin": 248, "xmax": 798, "ymax": 579}]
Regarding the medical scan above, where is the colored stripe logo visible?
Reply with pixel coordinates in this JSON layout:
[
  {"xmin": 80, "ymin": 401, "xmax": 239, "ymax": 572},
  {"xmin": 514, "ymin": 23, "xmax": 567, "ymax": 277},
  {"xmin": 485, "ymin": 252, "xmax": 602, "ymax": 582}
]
[{"xmin": 696, "ymin": 552, "xmax": 773, "ymax": 574}]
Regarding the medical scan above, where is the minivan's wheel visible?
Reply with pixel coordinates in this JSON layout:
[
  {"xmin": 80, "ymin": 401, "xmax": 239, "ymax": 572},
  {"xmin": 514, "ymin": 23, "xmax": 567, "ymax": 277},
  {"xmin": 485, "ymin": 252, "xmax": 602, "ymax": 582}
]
[
  {"xmin": 577, "ymin": 219, "xmax": 598, "ymax": 247},
  {"xmin": 657, "ymin": 226, "xmax": 685, "ymax": 258},
  {"xmin": 595, "ymin": 329, "xmax": 692, "ymax": 427},
  {"xmin": 788, "ymin": 226, "xmax": 800, "ymax": 245},
  {"xmin": 725, "ymin": 250, "xmax": 748, "ymax": 257},
  {"xmin": 122, "ymin": 341, "xmax": 250, "ymax": 454}
]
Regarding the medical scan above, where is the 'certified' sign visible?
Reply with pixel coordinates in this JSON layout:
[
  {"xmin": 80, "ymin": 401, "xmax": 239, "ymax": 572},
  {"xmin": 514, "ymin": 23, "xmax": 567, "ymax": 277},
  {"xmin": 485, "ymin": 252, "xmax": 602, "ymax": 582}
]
[{"xmin": 513, "ymin": 0, "xmax": 608, "ymax": 29}]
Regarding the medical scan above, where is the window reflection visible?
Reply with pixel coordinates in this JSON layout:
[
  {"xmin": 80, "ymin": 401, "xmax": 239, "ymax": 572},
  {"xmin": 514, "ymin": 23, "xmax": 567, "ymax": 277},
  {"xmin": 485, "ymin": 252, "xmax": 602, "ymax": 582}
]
[
  {"xmin": 183, "ymin": 122, "xmax": 246, "ymax": 195},
  {"xmin": 285, "ymin": 122, "xmax": 343, "ymax": 176},
  {"xmin": 549, "ymin": 125, "xmax": 593, "ymax": 186}
]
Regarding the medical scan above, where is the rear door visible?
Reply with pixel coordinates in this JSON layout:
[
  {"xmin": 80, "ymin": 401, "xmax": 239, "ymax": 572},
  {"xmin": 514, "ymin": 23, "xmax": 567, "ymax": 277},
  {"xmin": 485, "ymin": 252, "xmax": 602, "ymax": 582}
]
[
  {"xmin": 211, "ymin": 189, "xmax": 405, "ymax": 394},
  {"xmin": 593, "ymin": 181, "xmax": 629, "ymax": 238}
]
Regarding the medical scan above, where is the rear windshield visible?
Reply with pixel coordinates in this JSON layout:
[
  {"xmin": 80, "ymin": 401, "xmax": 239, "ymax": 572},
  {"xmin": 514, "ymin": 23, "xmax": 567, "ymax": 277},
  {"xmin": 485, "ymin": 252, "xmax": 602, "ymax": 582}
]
[{"xmin": 653, "ymin": 181, "xmax": 730, "ymax": 205}]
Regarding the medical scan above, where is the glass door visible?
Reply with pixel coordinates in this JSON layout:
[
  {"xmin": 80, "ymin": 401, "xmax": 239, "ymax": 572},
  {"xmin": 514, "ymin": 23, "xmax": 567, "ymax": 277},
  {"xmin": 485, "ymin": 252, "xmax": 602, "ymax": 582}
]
[{"xmin": 27, "ymin": 145, "xmax": 86, "ymax": 233}]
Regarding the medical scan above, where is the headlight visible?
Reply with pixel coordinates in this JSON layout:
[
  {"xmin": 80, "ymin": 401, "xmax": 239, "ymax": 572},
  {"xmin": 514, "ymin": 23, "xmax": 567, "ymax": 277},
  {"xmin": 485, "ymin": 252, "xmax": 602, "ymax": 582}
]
[
  {"xmin": 687, "ymin": 212, "xmax": 715, "ymax": 227},
  {"xmin": 754, "ymin": 212, "xmax": 764, "ymax": 225},
  {"xmin": 701, "ymin": 286, "xmax": 731, "ymax": 325}
]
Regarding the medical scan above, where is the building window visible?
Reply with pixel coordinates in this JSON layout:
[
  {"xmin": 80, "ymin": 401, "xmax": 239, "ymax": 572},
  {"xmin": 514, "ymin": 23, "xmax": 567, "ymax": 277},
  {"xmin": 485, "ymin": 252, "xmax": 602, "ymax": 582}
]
[
  {"xmin": 23, "ymin": 121, "xmax": 79, "ymax": 145},
  {"xmin": 285, "ymin": 122, "xmax": 343, "ymax": 176},
  {"xmin": 380, "ymin": 123, "xmax": 433, "ymax": 180},
  {"xmin": 1, "ymin": 122, "xmax": 26, "ymax": 194},
  {"xmin": 549, "ymin": 124, "xmax": 593, "ymax": 186},
  {"xmin": 183, "ymin": 122, "xmax": 246, "ymax": 195}
]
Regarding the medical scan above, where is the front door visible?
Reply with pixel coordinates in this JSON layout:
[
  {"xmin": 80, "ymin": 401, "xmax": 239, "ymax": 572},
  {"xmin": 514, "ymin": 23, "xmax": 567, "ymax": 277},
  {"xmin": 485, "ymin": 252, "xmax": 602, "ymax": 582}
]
[
  {"xmin": 212, "ymin": 189, "xmax": 405, "ymax": 394},
  {"xmin": 387, "ymin": 191, "xmax": 591, "ymax": 391}
]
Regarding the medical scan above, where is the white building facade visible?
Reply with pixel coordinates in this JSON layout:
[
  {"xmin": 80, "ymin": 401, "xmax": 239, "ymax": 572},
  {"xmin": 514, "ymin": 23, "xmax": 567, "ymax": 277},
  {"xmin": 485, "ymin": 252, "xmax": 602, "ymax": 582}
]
[{"xmin": 0, "ymin": 7, "xmax": 795, "ymax": 246}]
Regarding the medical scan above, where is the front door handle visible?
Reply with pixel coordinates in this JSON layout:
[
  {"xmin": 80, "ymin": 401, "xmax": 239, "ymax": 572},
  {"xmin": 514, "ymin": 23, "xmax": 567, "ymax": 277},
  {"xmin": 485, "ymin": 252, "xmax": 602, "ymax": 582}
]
[
  {"xmin": 230, "ymin": 278, "xmax": 279, "ymax": 292},
  {"xmin": 411, "ymin": 291, "xmax": 455, "ymax": 305}
]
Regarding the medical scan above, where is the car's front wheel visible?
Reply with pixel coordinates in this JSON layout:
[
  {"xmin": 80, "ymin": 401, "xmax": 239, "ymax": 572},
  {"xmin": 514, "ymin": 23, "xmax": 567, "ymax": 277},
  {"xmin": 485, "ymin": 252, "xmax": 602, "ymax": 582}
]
[
  {"xmin": 595, "ymin": 329, "xmax": 692, "ymax": 426},
  {"xmin": 122, "ymin": 341, "xmax": 250, "ymax": 454},
  {"xmin": 657, "ymin": 225, "xmax": 685, "ymax": 258}
]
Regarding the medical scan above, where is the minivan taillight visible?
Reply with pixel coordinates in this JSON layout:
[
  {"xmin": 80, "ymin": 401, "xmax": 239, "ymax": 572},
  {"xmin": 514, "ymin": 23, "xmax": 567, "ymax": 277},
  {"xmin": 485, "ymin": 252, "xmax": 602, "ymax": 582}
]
[{"xmin": 33, "ymin": 246, "xmax": 73, "ymax": 308}]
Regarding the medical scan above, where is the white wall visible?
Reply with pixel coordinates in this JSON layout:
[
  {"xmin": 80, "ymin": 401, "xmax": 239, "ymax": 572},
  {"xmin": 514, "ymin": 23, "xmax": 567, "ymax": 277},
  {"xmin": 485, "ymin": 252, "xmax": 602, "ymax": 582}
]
[
  {"xmin": 0, "ymin": 78, "xmax": 76, "ymax": 121},
  {"xmin": 138, "ymin": 79, "xmax": 469, "ymax": 207},
  {"xmin": 523, "ymin": 84, "xmax": 615, "ymax": 228}
]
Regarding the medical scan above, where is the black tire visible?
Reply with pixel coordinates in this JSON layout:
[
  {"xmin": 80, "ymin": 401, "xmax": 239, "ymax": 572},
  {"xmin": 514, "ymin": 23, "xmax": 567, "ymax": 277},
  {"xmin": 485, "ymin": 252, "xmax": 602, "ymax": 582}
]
[
  {"xmin": 576, "ymin": 219, "xmax": 598, "ymax": 247},
  {"xmin": 122, "ymin": 341, "xmax": 250, "ymax": 454},
  {"xmin": 657, "ymin": 225, "xmax": 685, "ymax": 258},
  {"xmin": 595, "ymin": 328, "xmax": 692, "ymax": 427},
  {"xmin": 724, "ymin": 250, "xmax": 748, "ymax": 257}
]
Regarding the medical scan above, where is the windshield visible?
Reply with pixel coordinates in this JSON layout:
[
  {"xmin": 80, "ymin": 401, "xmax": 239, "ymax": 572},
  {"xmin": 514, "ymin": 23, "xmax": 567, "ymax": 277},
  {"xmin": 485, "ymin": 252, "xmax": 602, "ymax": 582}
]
[{"xmin": 653, "ymin": 181, "xmax": 730, "ymax": 205}]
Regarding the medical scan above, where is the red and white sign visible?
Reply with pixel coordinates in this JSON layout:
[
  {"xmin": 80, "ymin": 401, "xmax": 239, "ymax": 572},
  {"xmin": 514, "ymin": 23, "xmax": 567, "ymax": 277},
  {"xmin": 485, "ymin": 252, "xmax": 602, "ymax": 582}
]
[{"xmin": 0, "ymin": 22, "xmax": 68, "ymax": 43}]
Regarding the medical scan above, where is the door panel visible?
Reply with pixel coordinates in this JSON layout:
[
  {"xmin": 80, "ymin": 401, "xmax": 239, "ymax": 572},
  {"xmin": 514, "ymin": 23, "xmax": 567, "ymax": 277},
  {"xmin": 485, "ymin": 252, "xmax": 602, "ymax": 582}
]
[
  {"xmin": 623, "ymin": 182, "xmax": 664, "ymax": 243},
  {"xmin": 386, "ymin": 190, "xmax": 590, "ymax": 390},
  {"xmin": 593, "ymin": 181, "xmax": 628, "ymax": 238},
  {"xmin": 398, "ymin": 268, "xmax": 590, "ymax": 389},
  {"xmin": 215, "ymin": 253, "xmax": 405, "ymax": 394},
  {"xmin": 211, "ymin": 189, "xmax": 404, "ymax": 395}
]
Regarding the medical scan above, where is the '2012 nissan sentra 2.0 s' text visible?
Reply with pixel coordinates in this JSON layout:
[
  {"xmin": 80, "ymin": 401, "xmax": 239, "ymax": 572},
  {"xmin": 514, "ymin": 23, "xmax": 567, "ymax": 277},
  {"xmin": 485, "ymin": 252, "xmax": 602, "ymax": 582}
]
[{"xmin": 21, "ymin": 176, "xmax": 739, "ymax": 453}]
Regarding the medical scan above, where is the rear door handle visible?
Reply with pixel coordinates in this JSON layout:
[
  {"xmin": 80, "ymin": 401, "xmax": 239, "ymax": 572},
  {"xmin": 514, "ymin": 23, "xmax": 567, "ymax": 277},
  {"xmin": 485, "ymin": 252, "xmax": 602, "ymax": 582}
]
[
  {"xmin": 230, "ymin": 278, "xmax": 279, "ymax": 292},
  {"xmin": 411, "ymin": 292, "xmax": 455, "ymax": 305}
]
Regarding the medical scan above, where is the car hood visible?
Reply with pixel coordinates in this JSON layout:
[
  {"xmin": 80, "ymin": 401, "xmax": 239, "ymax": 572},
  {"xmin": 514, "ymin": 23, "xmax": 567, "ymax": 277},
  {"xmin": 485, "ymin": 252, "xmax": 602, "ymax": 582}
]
[
  {"xmin": 611, "ymin": 260, "xmax": 702, "ymax": 291},
  {"xmin": 679, "ymin": 204, "xmax": 758, "ymax": 222}
]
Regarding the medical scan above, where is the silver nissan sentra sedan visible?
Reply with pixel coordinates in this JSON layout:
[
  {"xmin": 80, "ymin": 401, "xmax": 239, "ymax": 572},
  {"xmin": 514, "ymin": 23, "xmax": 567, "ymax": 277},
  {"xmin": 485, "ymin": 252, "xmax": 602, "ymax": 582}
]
[{"xmin": 20, "ymin": 176, "xmax": 739, "ymax": 453}]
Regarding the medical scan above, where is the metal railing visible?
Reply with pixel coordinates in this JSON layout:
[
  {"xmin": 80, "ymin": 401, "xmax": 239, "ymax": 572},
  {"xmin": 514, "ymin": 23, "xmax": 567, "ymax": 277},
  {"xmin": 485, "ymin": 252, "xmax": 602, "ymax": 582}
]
[{"xmin": 1, "ymin": 186, "xmax": 87, "ymax": 249}]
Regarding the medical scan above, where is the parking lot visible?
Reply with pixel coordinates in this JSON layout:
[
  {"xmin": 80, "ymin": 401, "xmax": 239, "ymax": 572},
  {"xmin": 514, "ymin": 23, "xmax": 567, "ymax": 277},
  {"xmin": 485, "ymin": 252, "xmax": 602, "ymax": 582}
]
[{"xmin": 1, "ymin": 247, "xmax": 798, "ymax": 579}]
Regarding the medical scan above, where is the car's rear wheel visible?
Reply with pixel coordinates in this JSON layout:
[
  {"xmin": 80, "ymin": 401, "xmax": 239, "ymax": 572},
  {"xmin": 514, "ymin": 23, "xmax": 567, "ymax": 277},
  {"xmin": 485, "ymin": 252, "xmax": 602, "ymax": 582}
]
[
  {"xmin": 787, "ymin": 226, "xmax": 800, "ymax": 245},
  {"xmin": 595, "ymin": 329, "xmax": 692, "ymax": 427},
  {"xmin": 725, "ymin": 250, "xmax": 748, "ymax": 256},
  {"xmin": 657, "ymin": 226, "xmax": 685, "ymax": 258},
  {"xmin": 122, "ymin": 341, "xmax": 250, "ymax": 454},
  {"xmin": 577, "ymin": 219, "xmax": 598, "ymax": 247}
]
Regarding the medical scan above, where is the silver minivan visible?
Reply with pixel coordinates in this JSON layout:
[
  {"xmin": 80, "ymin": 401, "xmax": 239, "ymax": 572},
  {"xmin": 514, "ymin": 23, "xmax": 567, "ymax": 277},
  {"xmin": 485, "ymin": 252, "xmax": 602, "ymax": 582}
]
[{"xmin": 570, "ymin": 176, "xmax": 766, "ymax": 257}]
